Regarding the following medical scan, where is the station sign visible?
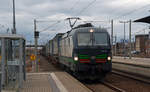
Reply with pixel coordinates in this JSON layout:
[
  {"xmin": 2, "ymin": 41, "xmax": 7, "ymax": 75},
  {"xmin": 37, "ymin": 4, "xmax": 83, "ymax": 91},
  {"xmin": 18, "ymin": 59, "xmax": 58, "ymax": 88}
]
[{"xmin": 30, "ymin": 54, "xmax": 36, "ymax": 61}]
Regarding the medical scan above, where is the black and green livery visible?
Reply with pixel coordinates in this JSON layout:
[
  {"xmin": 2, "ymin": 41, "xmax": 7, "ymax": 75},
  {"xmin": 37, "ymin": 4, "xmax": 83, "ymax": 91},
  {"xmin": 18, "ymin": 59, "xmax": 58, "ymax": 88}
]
[
  {"xmin": 42, "ymin": 23, "xmax": 112, "ymax": 80},
  {"xmin": 58, "ymin": 23, "xmax": 112, "ymax": 79}
]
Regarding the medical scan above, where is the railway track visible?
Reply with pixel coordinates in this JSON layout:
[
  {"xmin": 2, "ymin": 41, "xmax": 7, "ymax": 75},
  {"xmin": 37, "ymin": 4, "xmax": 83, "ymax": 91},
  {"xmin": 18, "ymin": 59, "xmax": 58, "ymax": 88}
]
[
  {"xmin": 104, "ymin": 72, "xmax": 150, "ymax": 92},
  {"xmin": 112, "ymin": 69, "xmax": 150, "ymax": 84},
  {"xmin": 85, "ymin": 81, "xmax": 126, "ymax": 92},
  {"xmin": 84, "ymin": 70, "xmax": 150, "ymax": 92},
  {"xmin": 102, "ymin": 82, "xmax": 126, "ymax": 92},
  {"xmin": 36, "ymin": 56, "xmax": 150, "ymax": 92}
]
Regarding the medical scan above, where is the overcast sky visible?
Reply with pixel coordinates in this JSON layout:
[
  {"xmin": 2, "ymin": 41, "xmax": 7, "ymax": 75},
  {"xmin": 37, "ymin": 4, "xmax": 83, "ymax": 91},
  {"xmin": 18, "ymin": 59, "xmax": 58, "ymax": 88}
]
[{"xmin": 0, "ymin": 0, "xmax": 150, "ymax": 44}]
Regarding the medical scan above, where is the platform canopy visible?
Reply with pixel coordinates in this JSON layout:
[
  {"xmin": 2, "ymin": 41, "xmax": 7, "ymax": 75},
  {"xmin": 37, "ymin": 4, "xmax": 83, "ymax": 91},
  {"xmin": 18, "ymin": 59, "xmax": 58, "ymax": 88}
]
[{"xmin": 134, "ymin": 16, "xmax": 150, "ymax": 24}]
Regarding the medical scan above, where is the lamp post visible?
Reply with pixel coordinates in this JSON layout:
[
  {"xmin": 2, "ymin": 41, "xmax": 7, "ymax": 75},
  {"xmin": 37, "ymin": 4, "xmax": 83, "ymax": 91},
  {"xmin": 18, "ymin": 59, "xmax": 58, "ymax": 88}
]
[
  {"xmin": 119, "ymin": 21, "xmax": 128, "ymax": 59},
  {"xmin": 13, "ymin": 0, "xmax": 16, "ymax": 34},
  {"xmin": 111, "ymin": 20, "xmax": 113, "ymax": 57},
  {"xmin": 129, "ymin": 20, "xmax": 132, "ymax": 59},
  {"xmin": 34, "ymin": 19, "xmax": 39, "ymax": 72}
]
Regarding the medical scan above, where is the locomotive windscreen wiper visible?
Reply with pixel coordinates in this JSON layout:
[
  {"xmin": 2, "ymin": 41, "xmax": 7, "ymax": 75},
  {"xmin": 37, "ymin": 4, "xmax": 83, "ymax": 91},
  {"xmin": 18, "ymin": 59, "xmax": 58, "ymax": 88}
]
[
  {"xmin": 85, "ymin": 33, "xmax": 93, "ymax": 46},
  {"xmin": 85, "ymin": 36, "xmax": 92, "ymax": 46}
]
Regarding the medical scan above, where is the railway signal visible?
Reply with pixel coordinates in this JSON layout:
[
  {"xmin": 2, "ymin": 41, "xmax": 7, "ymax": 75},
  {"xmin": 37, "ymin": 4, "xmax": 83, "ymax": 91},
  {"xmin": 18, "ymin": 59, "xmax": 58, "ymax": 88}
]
[
  {"xmin": 33, "ymin": 19, "xmax": 60, "ymax": 72},
  {"xmin": 34, "ymin": 19, "xmax": 39, "ymax": 72}
]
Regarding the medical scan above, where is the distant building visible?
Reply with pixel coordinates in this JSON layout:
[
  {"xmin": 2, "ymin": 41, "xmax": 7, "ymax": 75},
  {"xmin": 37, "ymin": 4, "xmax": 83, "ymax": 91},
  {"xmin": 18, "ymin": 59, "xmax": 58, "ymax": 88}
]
[
  {"xmin": 115, "ymin": 42, "xmax": 124, "ymax": 55},
  {"xmin": 114, "ymin": 42, "xmax": 135, "ymax": 56},
  {"xmin": 135, "ymin": 34, "xmax": 149, "ymax": 53},
  {"xmin": 145, "ymin": 32, "xmax": 150, "ymax": 57},
  {"xmin": 145, "ymin": 40, "xmax": 150, "ymax": 56}
]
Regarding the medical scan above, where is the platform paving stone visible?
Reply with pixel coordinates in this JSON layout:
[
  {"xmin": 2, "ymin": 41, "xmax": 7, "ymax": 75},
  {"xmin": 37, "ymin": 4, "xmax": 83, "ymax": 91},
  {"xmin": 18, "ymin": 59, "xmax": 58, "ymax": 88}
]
[{"xmin": 21, "ymin": 73, "xmax": 52, "ymax": 92}]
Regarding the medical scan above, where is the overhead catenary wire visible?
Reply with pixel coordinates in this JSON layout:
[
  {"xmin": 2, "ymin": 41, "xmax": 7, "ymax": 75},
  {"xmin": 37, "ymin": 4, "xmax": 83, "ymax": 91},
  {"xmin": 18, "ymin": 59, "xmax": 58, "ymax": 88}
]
[
  {"xmin": 68, "ymin": 0, "xmax": 81, "ymax": 12},
  {"xmin": 113, "ymin": 3, "xmax": 150, "ymax": 20},
  {"xmin": 38, "ymin": 20, "xmax": 65, "ymax": 44},
  {"xmin": 36, "ymin": 20, "xmax": 60, "ymax": 23},
  {"xmin": 70, "ymin": 0, "xmax": 111, "ymax": 28},
  {"xmin": 62, "ymin": 0, "xmax": 108, "ymax": 30},
  {"xmin": 76, "ymin": 0, "xmax": 97, "ymax": 15},
  {"xmin": 83, "ymin": 20, "xmax": 109, "ymax": 23},
  {"xmin": 106, "ymin": 0, "xmax": 134, "ymax": 15},
  {"xmin": 74, "ymin": 0, "xmax": 131, "ymax": 20},
  {"xmin": 39, "ymin": 0, "xmax": 143, "ymax": 43},
  {"xmin": 39, "ymin": 21, "xmax": 61, "ymax": 33},
  {"xmin": 100, "ymin": 0, "xmax": 135, "ymax": 21},
  {"xmin": 131, "ymin": 27, "xmax": 149, "ymax": 36}
]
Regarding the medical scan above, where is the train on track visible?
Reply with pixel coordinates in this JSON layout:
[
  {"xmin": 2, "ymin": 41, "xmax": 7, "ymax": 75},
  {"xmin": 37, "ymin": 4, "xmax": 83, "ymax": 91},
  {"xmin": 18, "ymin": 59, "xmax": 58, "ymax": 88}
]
[{"xmin": 41, "ymin": 23, "xmax": 112, "ymax": 80}]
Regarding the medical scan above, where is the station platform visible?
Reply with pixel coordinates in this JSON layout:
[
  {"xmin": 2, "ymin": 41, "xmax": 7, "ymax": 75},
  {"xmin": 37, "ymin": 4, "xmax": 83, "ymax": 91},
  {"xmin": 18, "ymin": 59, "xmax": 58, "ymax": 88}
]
[
  {"xmin": 21, "ymin": 72, "xmax": 92, "ymax": 92},
  {"xmin": 112, "ymin": 56, "xmax": 150, "ymax": 79},
  {"xmin": 21, "ymin": 73, "xmax": 52, "ymax": 92},
  {"xmin": 112, "ymin": 56, "xmax": 150, "ymax": 67}
]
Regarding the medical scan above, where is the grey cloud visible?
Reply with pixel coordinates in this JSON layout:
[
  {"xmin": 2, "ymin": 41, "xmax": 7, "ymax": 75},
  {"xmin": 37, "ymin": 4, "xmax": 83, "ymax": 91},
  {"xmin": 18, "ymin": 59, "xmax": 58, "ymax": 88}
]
[{"xmin": 0, "ymin": 0, "xmax": 149, "ymax": 44}]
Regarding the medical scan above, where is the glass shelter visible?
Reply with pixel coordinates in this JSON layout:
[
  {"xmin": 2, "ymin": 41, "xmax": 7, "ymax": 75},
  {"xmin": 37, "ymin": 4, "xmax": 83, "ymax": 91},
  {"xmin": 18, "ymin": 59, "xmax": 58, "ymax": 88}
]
[{"xmin": 0, "ymin": 34, "xmax": 26, "ymax": 91}]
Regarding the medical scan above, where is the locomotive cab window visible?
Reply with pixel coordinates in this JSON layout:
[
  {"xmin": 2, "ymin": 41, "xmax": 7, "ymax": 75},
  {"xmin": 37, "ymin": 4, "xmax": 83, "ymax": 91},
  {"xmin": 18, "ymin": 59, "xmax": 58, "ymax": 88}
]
[
  {"xmin": 77, "ymin": 32, "xmax": 108, "ymax": 46},
  {"xmin": 94, "ymin": 33, "xmax": 108, "ymax": 46},
  {"xmin": 77, "ymin": 33, "xmax": 92, "ymax": 46}
]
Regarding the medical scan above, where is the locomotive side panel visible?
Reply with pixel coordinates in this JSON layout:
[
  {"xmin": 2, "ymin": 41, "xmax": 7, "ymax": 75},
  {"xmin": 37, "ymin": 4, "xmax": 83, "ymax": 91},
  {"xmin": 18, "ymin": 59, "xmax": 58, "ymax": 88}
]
[
  {"xmin": 59, "ymin": 34, "xmax": 74, "ymax": 67},
  {"xmin": 49, "ymin": 40, "xmax": 53, "ymax": 55},
  {"xmin": 53, "ymin": 37, "xmax": 59, "ymax": 55}
]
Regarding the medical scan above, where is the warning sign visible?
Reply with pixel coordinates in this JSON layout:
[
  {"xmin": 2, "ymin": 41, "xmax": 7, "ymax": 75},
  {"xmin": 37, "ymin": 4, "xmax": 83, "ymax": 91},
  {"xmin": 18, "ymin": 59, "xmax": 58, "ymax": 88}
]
[{"xmin": 30, "ymin": 54, "xmax": 36, "ymax": 61}]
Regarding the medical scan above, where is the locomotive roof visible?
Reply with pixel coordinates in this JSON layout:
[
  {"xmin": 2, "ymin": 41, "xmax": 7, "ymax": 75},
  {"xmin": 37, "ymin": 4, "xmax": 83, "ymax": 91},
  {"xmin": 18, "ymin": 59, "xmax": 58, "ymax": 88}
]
[
  {"xmin": 53, "ymin": 33, "xmax": 65, "ymax": 40},
  {"xmin": 61, "ymin": 27, "xmax": 109, "ymax": 39},
  {"xmin": 69, "ymin": 27, "xmax": 108, "ymax": 35},
  {"xmin": 73, "ymin": 23, "xmax": 93, "ymax": 29}
]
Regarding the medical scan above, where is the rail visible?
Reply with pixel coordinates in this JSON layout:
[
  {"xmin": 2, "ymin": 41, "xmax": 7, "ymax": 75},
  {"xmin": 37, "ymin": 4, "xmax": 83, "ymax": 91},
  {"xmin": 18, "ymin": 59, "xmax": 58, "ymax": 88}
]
[
  {"xmin": 85, "ymin": 81, "xmax": 126, "ymax": 92},
  {"xmin": 112, "ymin": 70, "xmax": 150, "ymax": 84}
]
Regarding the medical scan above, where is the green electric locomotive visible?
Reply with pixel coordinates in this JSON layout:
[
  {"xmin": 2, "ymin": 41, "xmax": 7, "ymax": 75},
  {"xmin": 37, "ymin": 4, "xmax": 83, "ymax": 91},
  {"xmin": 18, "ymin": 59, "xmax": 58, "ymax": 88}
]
[{"xmin": 59, "ymin": 23, "xmax": 112, "ymax": 79}]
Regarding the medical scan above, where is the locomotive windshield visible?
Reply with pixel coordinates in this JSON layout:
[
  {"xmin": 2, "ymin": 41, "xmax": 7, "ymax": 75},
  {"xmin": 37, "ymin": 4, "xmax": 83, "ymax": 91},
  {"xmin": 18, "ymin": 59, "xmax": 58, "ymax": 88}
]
[
  {"xmin": 94, "ymin": 33, "xmax": 108, "ymax": 46},
  {"xmin": 78, "ymin": 33, "xmax": 92, "ymax": 46},
  {"xmin": 77, "ymin": 32, "xmax": 108, "ymax": 46}
]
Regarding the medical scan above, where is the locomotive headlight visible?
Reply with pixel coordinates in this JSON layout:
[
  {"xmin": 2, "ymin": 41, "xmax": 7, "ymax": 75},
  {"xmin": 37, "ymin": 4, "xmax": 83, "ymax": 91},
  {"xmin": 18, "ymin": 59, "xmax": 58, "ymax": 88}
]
[
  {"xmin": 107, "ymin": 56, "xmax": 111, "ymax": 61},
  {"xmin": 74, "ymin": 57, "xmax": 78, "ymax": 61}
]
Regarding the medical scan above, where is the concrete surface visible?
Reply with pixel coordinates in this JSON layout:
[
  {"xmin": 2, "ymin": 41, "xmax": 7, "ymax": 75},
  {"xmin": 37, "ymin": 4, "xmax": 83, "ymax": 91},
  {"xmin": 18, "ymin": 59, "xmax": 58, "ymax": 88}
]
[
  {"xmin": 112, "ymin": 56, "xmax": 150, "ymax": 78},
  {"xmin": 21, "ymin": 73, "xmax": 52, "ymax": 92},
  {"xmin": 20, "ymin": 72, "xmax": 92, "ymax": 92},
  {"xmin": 49, "ymin": 72, "xmax": 92, "ymax": 92},
  {"xmin": 113, "ymin": 56, "xmax": 150, "ymax": 67}
]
